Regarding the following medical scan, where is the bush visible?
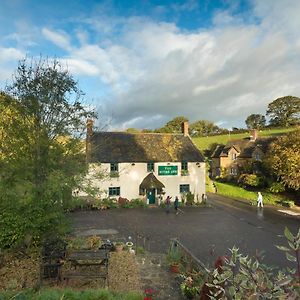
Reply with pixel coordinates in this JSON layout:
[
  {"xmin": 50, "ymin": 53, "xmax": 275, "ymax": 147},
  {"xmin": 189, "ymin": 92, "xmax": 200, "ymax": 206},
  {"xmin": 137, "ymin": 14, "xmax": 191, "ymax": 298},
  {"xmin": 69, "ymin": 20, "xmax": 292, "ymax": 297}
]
[
  {"xmin": 238, "ymin": 173, "xmax": 264, "ymax": 189},
  {"xmin": 186, "ymin": 192, "xmax": 195, "ymax": 205},
  {"xmin": 127, "ymin": 198, "xmax": 147, "ymax": 208},
  {"xmin": 269, "ymin": 182, "xmax": 285, "ymax": 193}
]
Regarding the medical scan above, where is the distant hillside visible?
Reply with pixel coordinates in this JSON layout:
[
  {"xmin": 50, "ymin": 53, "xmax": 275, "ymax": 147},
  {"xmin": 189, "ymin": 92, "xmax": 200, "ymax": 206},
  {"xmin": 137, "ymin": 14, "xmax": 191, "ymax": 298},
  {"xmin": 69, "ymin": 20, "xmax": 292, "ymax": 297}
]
[{"xmin": 192, "ymin": 127, "xmax": 296, "ymax": 153}]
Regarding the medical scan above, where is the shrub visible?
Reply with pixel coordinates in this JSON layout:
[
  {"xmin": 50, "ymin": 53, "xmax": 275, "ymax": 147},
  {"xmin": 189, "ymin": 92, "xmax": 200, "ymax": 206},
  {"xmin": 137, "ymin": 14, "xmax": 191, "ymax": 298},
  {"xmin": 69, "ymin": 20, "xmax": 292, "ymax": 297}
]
[
  {"xmin": 128, "ymin": 198, "xmax": 147, "ymax": 208},
  {"xmin": 238, "ymin": 173, "xmax": 264, "ymax": 189},
  {"xmin": 269, "ymin": 182, "xmax": 285, "ymax": 193},
  {"xmin": 186, "ymin": 192, "xmax": 195, "ymax": 205}
]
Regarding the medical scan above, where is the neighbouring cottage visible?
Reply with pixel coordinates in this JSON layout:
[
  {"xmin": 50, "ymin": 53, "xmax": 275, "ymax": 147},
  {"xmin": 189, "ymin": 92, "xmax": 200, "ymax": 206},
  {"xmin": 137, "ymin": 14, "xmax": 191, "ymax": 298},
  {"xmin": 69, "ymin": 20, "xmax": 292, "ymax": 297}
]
[
  {"xmin": 210, "ymin": 130, "xmax": 274, "ymax": 178},
  {"xmin": 84, "ymin": 120, "xmax": 206, "ymax": 204}
]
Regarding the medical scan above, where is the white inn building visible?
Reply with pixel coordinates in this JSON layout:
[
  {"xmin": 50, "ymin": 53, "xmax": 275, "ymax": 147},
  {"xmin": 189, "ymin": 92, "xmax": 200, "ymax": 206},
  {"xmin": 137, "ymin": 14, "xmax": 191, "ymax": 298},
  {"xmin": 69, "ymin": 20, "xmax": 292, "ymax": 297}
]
[{"xmin": 85, "ymin": 120, "xmax": 206, "ymax": 204}]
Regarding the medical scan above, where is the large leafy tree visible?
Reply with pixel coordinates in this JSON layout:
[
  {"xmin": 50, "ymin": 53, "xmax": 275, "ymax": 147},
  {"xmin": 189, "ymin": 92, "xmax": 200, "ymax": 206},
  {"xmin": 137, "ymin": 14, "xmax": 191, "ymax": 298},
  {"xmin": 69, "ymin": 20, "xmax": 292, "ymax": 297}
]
[
  {"xmin": 190, "ymin": 120, "xmax": 223, "ymax": 137},
  {"xmin": 156, "ymin": 116, "xmax": 188, "ymax": 133},
  {"xmin": 0, "ymin": 58, "xmax": 95, "ymax": 248},
  {"xmin": 266, "ymin": 96, "xmax": 300, "ymax": 127},
  {"xmin": 245, "ymin": 114, "xmax": 266, "ymax": 129},
  {"xmin": 266, "ymin": 129, "xmax": 300, "ymax": 190}
]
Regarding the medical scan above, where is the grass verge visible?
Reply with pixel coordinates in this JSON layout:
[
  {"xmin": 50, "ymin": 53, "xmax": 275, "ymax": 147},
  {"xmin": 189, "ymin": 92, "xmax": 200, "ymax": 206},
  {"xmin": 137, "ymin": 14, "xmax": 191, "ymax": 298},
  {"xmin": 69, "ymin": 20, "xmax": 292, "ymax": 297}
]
[{"xmin": 213, "ymin": 181, "xmax": 294, "ymax": 207}]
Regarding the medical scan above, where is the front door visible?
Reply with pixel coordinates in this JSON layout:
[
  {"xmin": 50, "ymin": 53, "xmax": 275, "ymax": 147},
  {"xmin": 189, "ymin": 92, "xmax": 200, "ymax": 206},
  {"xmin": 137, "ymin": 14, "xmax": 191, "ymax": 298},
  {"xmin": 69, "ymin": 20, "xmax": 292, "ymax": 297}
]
[{"xmin": 147, "ymin": 189, "xmax": 156, "ymax": 204}]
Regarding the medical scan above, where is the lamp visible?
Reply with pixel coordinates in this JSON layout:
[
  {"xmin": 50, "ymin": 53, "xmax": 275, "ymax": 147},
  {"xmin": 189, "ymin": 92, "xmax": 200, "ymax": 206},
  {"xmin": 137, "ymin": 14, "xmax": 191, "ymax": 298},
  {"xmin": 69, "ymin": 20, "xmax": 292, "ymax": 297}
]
[{"xmin": 131, "ymin": 163, "xmax": 135, "ymax": 166}]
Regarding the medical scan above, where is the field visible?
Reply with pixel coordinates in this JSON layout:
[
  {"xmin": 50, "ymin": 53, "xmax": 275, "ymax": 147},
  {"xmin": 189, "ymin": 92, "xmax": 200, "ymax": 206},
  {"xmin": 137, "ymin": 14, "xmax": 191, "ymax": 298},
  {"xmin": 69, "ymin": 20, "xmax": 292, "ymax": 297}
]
[{"xmin": 192, "ymin": 127, "xmax": 295, "ymax": 152}]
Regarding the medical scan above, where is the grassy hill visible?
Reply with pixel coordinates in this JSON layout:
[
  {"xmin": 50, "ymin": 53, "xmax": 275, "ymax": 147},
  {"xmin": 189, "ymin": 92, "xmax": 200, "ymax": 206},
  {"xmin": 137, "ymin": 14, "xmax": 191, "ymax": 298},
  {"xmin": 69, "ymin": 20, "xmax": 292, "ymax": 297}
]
[{"xmin": 192, "ymin": 127, "xmax": 296, "ymax": 152}]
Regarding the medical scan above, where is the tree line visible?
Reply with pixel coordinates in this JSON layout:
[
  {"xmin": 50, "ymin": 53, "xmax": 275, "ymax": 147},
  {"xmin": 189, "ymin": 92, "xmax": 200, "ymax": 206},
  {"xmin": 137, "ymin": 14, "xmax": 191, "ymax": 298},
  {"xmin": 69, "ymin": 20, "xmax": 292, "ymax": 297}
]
[{"xmin": 127, "ymin": 96, "xmax": 300, "ymax": 136}]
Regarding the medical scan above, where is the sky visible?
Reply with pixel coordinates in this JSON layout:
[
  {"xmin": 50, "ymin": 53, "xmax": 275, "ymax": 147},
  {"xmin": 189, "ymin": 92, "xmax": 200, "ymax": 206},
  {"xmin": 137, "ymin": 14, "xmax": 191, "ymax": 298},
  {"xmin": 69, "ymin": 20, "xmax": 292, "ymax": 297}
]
[{"xmin": 0, "ymin": 0, "xmax": 300, "ymax": 130}]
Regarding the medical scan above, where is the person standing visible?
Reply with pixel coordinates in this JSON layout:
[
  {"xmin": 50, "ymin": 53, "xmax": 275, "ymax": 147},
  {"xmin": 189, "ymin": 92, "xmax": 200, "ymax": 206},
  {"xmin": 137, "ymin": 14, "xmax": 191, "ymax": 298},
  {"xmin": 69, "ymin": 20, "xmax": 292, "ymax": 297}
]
[
  {"xmin": 174, "ymin": 196, "xmax": 179, "ymax": 215},
  {"xmin": 165, "ymin": 195, "xmax": 171, "ymax": 214},
  {"xmin": 257, "ymin": 192, "xmax": 263, "ymax": 208}
]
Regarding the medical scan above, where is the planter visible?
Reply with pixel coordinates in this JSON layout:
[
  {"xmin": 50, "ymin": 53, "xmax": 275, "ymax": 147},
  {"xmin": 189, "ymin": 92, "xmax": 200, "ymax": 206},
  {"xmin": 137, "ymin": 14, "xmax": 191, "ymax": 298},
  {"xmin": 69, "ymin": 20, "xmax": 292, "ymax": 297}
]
[
  {"xmin": 170, "ymin": 263, "xmax": 180, "ymax": 273},
  {"xmin": 115, "ymin": 244, "xmax": 124, "ymax": 252}
]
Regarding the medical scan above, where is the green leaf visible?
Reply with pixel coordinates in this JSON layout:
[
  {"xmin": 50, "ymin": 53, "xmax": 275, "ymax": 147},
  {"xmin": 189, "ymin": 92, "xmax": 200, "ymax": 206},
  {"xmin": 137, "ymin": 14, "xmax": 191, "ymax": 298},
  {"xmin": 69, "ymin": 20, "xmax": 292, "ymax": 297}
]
[
  {"xmin": 275, "ymin": 245, "xmax": 291, "ymax": 252},
  {"xmin": 285, "ymin": 252, "xmax": 296, "ymax": 262},
  {"xmin": 284, "ymin": 227, "xmax": 295, "ymax": 242}
]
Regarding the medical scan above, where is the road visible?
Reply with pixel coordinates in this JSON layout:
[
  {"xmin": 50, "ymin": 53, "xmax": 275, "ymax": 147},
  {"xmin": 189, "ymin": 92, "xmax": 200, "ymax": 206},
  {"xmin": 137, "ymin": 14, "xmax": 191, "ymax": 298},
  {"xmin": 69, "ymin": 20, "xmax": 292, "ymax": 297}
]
[{"xmin": 70, "ymin": 194, "xmax": 300, "ymax": 269}]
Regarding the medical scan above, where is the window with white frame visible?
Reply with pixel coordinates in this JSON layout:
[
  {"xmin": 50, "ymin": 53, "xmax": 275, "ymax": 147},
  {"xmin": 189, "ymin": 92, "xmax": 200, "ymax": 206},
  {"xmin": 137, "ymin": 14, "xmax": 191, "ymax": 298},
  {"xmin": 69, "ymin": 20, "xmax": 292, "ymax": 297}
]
[
  {"xmin": 230, "ymin": 168, "xmax": 237, "ymax": 176},
  {"xmin": 147, "ymin": 162, "xmax": 154, "ymax": 172},
  {"xmin": 109, "ymin": 187, "xmax": 120, "ymax": 196}
]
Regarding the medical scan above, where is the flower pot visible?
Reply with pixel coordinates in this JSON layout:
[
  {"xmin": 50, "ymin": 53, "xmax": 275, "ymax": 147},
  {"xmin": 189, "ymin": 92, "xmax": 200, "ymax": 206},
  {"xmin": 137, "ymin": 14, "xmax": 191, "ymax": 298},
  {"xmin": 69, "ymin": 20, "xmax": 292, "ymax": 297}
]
[{"xmin": 170, "ymin": 263, "xmax": 180, "ymax": 273}]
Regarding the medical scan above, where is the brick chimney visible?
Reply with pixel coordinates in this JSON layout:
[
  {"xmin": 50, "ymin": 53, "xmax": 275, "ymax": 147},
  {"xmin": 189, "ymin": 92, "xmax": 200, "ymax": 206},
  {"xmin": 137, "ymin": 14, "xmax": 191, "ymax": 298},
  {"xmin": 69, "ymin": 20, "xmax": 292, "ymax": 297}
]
[
  {"xmin": 182, "ymin": 121, "xmax": 189, "ymax": 136},
  {"xmin": 86, "ymin": 119, "xmax": 94, "ymax": 163},
  {"xmin": 250, "ymin": 129, "xmax": 258, "ymax": 141}
]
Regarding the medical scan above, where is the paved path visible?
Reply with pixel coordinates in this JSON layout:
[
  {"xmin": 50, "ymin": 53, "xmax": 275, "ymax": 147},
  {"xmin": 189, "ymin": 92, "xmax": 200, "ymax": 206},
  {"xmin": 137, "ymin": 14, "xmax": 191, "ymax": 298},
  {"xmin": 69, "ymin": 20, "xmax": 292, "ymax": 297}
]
[{"xmin": 70, "ymin": 195, "xmax": 300, "ymax": 269}]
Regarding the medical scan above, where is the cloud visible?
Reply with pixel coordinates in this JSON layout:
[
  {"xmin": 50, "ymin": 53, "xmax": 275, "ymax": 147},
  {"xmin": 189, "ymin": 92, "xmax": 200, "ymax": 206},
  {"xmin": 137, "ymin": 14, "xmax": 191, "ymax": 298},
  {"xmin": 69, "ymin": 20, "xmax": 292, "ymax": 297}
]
[
  {"xmin": 2, "ymin": 1, "xmax": 300, "ymax": 130},
  {"xmin": 42, "ymin": 28, "xmax": 72, "ymax": 51}
]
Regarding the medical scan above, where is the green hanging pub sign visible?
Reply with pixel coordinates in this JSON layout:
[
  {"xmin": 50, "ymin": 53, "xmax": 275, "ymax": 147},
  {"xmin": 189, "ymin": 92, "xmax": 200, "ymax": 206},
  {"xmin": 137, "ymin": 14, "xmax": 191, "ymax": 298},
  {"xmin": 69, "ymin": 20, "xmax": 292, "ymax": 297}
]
[{"xmin": 158, "ymin": 165, "xmax": 178, "ymax": 176}]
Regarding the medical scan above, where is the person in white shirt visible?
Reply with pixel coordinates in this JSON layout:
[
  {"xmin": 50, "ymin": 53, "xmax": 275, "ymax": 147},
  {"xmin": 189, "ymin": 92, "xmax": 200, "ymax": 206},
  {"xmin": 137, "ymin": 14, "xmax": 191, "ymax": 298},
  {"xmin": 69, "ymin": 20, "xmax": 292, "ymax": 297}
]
[{"xmin": 257, "ymin": 192, "xmax": 263, "ymax": 208}]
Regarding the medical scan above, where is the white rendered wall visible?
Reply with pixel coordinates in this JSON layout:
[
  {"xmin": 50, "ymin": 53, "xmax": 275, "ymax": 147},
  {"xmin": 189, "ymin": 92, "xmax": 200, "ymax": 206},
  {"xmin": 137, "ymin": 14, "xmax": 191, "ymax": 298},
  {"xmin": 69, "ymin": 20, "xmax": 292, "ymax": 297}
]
[{"xmin": 83, "ymin": 162, "xmax": 206, "ymax": 202}]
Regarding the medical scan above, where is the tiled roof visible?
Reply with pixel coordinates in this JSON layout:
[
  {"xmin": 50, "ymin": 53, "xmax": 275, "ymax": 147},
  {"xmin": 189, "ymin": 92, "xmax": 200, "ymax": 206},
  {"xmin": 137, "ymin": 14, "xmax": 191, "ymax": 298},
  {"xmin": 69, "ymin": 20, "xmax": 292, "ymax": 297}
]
[
  {"xmin": 216, "ymin": 137, "xmax": 275, "ymax": 158},
  {"xmin": 90, "ymin": 132, "xmax": 205, "ymax": 163}
]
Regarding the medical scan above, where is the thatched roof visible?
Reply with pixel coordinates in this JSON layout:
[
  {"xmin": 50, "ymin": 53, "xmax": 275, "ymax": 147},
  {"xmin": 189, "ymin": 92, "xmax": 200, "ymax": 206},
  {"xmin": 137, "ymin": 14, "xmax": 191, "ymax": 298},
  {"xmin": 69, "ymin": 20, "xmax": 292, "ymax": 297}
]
[
  {"xmin": 90, "ymin": 132, "xmax": 204, "ymax": 163},
  {"xmin": 140, "ymin": 173, "xmax": 165, "ymax": 189}
]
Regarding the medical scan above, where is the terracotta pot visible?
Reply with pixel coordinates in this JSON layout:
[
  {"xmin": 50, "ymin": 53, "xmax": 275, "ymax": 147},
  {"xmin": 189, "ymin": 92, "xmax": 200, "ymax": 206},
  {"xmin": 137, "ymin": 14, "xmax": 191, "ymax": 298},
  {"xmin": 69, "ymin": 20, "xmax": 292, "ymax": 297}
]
[{"xmin": 170, "ymin": 263, "xmax": 180, "ymax": 273}]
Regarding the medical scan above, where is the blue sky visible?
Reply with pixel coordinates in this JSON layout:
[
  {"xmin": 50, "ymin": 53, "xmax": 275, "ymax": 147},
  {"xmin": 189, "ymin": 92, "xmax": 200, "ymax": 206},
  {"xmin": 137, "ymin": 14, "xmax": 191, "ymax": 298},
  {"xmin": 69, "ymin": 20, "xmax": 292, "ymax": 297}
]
[{"xmin": 1, "ymin": 0, "xmax": 300, "ymax": 129}]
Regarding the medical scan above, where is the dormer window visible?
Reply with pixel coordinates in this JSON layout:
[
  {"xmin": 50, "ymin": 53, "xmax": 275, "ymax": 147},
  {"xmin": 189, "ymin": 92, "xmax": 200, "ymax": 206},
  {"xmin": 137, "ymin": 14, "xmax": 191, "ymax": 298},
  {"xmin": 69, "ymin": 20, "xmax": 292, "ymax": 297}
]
[
  {"xmin": 147, "ymin": 162, "xmax": 155, "ymax": 172},
  {"xmin": 110, "ymin": 163, "xmax": 119, "ymax": 177},
  {"xmin": 231, "ymin": 153, "xmax": 237, "ymax": 161},
  {"xmin": 181, "ymin": 162, "xmax": 189, "ymax": 176}
]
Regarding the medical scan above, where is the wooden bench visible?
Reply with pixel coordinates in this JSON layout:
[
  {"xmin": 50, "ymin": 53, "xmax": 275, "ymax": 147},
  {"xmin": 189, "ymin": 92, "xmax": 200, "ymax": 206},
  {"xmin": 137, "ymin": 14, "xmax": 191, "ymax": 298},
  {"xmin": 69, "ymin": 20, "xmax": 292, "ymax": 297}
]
[{"xmin": 63, "ymin": 249, "xmax": 109, "ymax": 286}]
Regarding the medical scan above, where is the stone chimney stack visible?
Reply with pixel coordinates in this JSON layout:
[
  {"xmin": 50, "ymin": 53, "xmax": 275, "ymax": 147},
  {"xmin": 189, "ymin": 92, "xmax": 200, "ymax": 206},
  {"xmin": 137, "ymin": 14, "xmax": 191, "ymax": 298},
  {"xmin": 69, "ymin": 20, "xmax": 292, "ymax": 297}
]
[
  {"xmin": 86, "ymin": 119, "xmax": 94, "ymax": 163},
  {"xmin": 182, "ymin": 121, "xmax": 189, "ymax": 136},
  {"xmin": 250, "ymin": 129, "xmax": 258, "ymax": 141}
]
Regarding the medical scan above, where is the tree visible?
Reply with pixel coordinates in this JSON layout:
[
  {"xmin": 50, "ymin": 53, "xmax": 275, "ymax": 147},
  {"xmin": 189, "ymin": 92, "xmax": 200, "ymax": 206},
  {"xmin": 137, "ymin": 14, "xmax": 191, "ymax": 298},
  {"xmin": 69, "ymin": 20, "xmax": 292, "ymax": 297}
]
[
  {"xmin": 156, "ymin": 116, "xmax": 188, "ymax": 133},
  {"xmin": 266, "ymin": 96, "xmax": 300, "ymax": 127},
  {"xmin": 266, "ymin": 129, "xmax": 300, "ymax": 190},
  {"xmin": 245, "ymin": 114, "xmax": 266, "ymax": 129},
  {"xmin": 0, "ymin": 57, "xmax": 96, "ymax": 248},
  {"xmin": 190, "ymin": 120, "xmax": 222, "ymax": 137}
]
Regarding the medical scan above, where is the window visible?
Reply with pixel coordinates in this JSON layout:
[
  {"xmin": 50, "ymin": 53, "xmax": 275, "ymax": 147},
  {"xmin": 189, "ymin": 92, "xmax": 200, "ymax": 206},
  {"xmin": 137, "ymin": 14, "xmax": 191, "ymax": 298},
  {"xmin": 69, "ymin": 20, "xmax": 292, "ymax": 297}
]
[
  {"xmin": 230, "ymin": 168, "xmax": 237, "ymax": 176},
  {"xmin": 139, "ymin": 187, "xmax": 145, "ymax": 196},
  {"xmin": 109, "ymin": 187, "xmax": 120, "ymax": 196},
  {"xmin": 181, "ymin": 162, "xmax": 189, "ymax": 176},
  {"xmin": 231, "ymin": 153, "xmax": 237, "ymax": 161},
  {"xmin": 254, "ymin": 153, "xmax": 261, "ymax": 161},
  {"xmin": 110, "ymin": 163, "xmax": 118, "ymax": 172},
  {"xmin": 147, "ymin": 162, "xmax": 154, "ymax": 172},
  {"xmin": 181, "ymin": 162, "xmax": 188, "ymax": 170},
  {"xmin": 110, "ymin": 163, "xmax": 119, "ymax": 177},
  {"xmin": 180, "ymin": 184, "xmax": 190, "ymax": 193}
]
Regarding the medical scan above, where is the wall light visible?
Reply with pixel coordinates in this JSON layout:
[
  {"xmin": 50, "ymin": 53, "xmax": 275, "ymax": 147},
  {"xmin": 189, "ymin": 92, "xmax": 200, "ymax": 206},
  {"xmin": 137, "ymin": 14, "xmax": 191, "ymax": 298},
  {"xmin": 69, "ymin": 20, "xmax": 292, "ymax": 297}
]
[{"xmin": 131, "ymin": 163, "xmax": 135, "ymax": 166}]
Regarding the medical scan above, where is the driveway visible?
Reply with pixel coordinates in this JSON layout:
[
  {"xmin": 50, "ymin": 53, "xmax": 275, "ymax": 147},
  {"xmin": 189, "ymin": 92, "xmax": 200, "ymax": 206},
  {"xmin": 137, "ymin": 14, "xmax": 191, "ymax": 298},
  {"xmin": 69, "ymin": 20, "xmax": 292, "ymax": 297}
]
[{"xmin": 70, "ymin": 194, "xmax": 300, "ymax": 269}]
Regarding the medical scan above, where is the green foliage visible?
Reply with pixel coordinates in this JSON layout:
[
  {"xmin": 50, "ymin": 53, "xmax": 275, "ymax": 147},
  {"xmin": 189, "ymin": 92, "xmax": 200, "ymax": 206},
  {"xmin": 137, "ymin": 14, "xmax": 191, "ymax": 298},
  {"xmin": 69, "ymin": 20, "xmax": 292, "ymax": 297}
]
[
  {"xmin": 192, "ymin": 127, "xmax": 295, "ymax": 153},
  {"xmin": 190, "ymin": 120, "xmax": 223, "ymax": 137},
  {"xmin": 214, "ymin": 181, "xmax": 294, "ymax": 206},
  {"xmin": 0, "ymin": 58, "xmax": 95, "ymax": 250},
  {"xmin": 206, "ymin": 240, "xmax": 300, "ymax": 299},
  {"xmin": 127, "ymin": 198, "xmax": 147, "ymax": 208},
  {"xmin": 266, "ymin": 129, "xmax": 300, "ymax": 191},
  {"xmin": 245, "ymin": 113, "xmax": 266, "ymax": 129},
  {"xmin": 185, "ymin": 192, "xmax": 195, "ymax": 205},
  {"xmin": 266, "ymin": 96, "xmax": 300, "ymax": 127},
  {"xmin": 156, "ymin": 116, "xmax": 188, "ymax": 133},
  {"xmin": 238, "ymin": 173, "xmax": 264, "ymax": 189},
  {"xmin": 269, "ymin": 182, "xmax": 285, "ymax": 193},
  {"xmin": 0, "ymin": 288, "xmax": 143, "ymax": 300},
  {"xmin": 167, "ymin": 247, "xmax": 182, "ymax": 264}
]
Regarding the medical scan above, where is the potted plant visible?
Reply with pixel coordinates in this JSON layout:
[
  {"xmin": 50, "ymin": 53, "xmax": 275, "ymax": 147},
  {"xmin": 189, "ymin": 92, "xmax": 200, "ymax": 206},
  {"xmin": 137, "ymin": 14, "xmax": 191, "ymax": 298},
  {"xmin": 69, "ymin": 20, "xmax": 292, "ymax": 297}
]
[
  {"xmin": 167, "ymin": 247, "xmax": 181, "ymax": 273},
  {"xmin": 180, "ymin": 276, "xmax": 200, "ymax": 299}
]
